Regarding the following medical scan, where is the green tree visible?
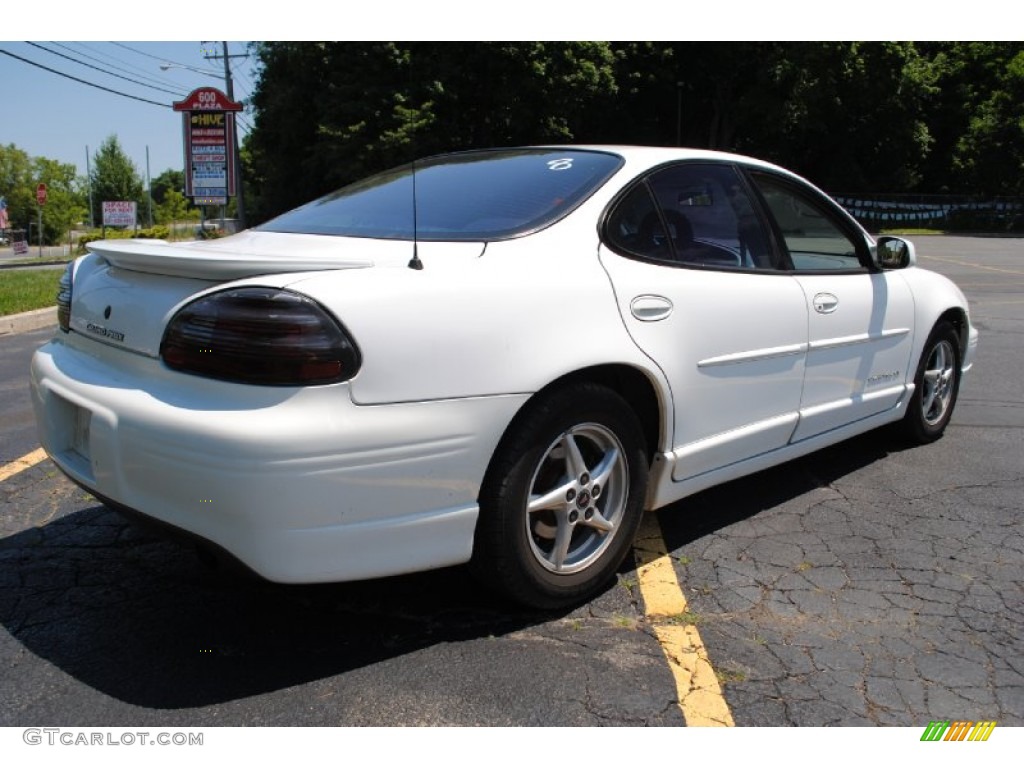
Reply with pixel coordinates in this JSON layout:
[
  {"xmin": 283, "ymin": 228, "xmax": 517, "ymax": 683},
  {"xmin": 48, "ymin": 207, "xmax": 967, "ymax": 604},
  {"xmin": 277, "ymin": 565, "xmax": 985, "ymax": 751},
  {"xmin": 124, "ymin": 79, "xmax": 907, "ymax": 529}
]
[
  {"xmin": 154, "ymin": 188, "xmax": 195, "ymax": 226},
  {"xmin": 32, "ymin": 157, "xmax": 87, "ymax": 245},
  {"xmin": 943, "ymin": 43, "xmax": 1024, "ymax": 196},
  {"xmin": 90, "ymin": 135, "xmax": 144, "ymax": 226},
  {"xmin": 742, "ymin": 42, "xmax": 937, "ymax": 193},
  {"xmin": 604, "ymin": 43, "xmax": 936, "ymax": 193},
  {"xmin": 245, "ymin": 42, "xmax": 1024, "ymax": 208},
  {"xmin": 151, "ymin": 168, "xmax": 185, "ymax": 206},
  {"xmin": 1, "ymin": 144, "xmax": 86, "ymax": 245},
  {"xmin": 1, "ymin": 143, "xmax": 35, "ymax": 237},
  {"xmin": 247, "ymin": 42, "xmax": 618, "ymax": 222}
]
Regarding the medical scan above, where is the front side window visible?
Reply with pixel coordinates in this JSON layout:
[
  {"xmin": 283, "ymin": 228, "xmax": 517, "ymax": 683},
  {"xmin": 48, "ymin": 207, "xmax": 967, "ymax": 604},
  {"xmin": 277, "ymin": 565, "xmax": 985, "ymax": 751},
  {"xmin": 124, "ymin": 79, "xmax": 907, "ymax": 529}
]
[
  {"xmin": 605, "ymin": 163, "xmax": 775, "ymax": 270},
  {"xmin": 257, "ymin": 149, "xmax": 623, "ymax": 241},
  {"xmin": 752, "ymin": 174, "xmax": 865, "ymax": 271}
]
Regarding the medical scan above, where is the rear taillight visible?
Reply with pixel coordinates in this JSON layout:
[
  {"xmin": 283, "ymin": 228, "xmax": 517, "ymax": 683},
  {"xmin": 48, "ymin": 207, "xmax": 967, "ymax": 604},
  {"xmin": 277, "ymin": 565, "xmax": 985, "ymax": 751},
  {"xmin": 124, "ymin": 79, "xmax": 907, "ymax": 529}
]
[
  {"xmin": 57, "ymin": 263, "xmax": 73, "ymax": 333},
  {"xmin": 160, "ymin": 287, "xmax": 360, "ymax": 386}
]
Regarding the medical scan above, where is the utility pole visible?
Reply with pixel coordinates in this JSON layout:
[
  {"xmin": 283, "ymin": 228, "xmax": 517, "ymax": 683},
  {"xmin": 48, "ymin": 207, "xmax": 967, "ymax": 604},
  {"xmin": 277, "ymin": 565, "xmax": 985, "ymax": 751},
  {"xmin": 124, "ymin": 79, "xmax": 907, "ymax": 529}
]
[
  {"xmin": 85, "ymin": 145, "xmax": 94, "ymax": 229},
  {"xmin": 146, "ymin": 146, "xmax": 154, "ymax": 228},
  {"xmin": 203, "ymin": 41, "xmax": 247, "ymax": 229}
]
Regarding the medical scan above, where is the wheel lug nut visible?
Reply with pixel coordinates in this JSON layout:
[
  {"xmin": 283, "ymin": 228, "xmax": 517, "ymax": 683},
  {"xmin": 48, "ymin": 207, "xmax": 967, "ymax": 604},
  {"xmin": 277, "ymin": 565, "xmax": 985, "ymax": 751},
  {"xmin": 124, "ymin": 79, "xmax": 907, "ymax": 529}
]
[
  {"xmin": 566, "ymin": 489, "xmax": 576, "ymax": 502},
  {"xmin": 569, "ymin": 510, "xmax": 579, "ymax": 523},
  {"xmin": 585, "ymin": 507, "xmax": 594, "ymax": 520},
  {"xmin": 580, "ymin": 473, "xmax": 590, "ymax": 485},
  {"xmin": 591, "ymin": 484, "xmax": 600, "ymax": 498}
]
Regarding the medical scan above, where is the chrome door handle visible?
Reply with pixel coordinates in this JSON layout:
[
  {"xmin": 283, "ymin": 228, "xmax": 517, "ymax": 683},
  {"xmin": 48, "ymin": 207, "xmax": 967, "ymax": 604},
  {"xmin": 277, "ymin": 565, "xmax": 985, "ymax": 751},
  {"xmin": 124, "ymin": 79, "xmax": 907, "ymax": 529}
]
[
  {"xmin": 630, "ymin": 295, "xmax": 674, "ymax": 322},
  {"xmin": 813, "ymin": 292, "xmax": 839, "ymax": 314}
]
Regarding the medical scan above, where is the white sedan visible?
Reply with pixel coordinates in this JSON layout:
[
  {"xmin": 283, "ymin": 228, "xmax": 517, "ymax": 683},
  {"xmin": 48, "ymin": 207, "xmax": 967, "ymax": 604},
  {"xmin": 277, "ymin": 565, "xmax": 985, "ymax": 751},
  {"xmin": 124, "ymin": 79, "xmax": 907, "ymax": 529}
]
[{"xmin": 31, "ymin": 147, "xmax": 978, "ymax": 608}]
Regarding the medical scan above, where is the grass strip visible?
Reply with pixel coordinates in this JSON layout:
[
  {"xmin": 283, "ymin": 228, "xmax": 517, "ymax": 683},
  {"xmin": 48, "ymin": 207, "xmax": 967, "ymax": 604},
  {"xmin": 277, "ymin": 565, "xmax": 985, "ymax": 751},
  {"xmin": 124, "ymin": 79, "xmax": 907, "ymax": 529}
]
[{"xmin": 0, "ymin": 269, "xmax": 61, "ymax": 317}]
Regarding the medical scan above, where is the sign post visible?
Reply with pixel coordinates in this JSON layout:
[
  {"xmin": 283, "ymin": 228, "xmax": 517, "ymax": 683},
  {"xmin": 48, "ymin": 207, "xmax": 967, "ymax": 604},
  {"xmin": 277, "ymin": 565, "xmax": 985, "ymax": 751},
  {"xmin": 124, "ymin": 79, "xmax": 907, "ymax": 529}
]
[
  {"xmin": 36, "ymin": 183, "xmax": 46, "ymax": 257},
  {"xmin": 172, "ymin": 88, "xmax": 243, "ymax": 230}
]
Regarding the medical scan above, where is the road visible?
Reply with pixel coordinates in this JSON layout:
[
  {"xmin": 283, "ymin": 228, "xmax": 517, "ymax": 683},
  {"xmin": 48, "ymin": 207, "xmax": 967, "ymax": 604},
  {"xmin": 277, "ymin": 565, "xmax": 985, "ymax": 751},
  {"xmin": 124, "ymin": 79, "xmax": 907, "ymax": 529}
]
[
  {"xmin": 0, "ymin": 244, "xmax": 73, "ymax": 263},
  {"xmin": 1, "ymin": 236, "xmax": 1021, "ymax": 727}
]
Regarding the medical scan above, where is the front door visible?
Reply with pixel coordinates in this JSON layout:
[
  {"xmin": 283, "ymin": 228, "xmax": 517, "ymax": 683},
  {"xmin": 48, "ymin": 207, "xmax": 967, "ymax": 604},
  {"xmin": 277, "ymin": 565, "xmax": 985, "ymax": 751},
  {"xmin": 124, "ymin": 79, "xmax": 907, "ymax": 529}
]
[
  {"xmin": 750, "ymin": 173, "xmax": 915, "ymax": 441},
  {"xmin": 600, "ymin": 162, "xmax": 809, "ymax": 481}
]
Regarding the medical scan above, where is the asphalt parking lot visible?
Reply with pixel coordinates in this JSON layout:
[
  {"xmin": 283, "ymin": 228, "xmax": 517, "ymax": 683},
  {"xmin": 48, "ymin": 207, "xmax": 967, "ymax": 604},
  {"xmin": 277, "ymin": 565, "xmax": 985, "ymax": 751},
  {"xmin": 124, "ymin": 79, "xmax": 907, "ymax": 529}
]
[{"xmin": 1, "ymin": 235, "xmax": 1021, "ymax": 727}]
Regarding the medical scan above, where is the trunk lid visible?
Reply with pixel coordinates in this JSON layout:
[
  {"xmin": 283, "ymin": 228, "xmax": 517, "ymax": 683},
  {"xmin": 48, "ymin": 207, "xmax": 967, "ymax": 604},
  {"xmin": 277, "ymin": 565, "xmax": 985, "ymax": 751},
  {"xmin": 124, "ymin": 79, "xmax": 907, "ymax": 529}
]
[{"xmin": 71, "ymin": 231, "xmax": 484, "ymax": 358}]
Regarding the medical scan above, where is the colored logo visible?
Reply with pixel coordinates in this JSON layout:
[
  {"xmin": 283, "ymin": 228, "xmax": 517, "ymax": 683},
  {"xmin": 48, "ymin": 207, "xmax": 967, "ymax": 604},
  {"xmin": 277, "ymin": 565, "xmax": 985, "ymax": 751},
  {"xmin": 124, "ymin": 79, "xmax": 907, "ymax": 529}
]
[{"xmin": 920, "ymin": 720, "xmax": 996, "ymax": 741}]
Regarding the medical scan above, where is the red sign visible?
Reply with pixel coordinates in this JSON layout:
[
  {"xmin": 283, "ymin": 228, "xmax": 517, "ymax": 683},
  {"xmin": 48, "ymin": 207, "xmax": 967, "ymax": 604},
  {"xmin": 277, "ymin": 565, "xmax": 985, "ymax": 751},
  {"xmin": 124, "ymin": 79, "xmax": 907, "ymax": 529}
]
[
  {"xmin": 36, "ymin": 183, "xmax": 47, "ymax": 206},
  {"xmin": 172, "ymin": 87, "xmax": 243, "ymax": 113}
]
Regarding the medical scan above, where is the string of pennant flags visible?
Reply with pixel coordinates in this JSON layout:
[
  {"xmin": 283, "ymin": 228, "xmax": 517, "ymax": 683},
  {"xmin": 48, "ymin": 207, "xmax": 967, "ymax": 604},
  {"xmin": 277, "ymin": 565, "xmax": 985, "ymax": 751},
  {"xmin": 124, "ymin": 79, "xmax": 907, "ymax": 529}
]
[{"xmin": 835, "ymin": 194, "xmax": 1024, "ymax": 229}]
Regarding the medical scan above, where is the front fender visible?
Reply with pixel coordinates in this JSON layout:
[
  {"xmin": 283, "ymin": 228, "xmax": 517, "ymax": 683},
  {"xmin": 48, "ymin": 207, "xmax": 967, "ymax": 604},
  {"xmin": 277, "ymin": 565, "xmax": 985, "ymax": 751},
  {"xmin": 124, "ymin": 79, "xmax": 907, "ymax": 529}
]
[{"xmin": 903, "ymin": 266, "xmax": 976, "ymax": 374}]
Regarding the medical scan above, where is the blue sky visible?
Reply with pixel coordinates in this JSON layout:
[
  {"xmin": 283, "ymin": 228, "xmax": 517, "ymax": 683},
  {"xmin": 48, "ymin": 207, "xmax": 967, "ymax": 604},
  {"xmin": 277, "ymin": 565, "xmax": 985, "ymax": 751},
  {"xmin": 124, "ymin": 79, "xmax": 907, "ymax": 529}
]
[{"xmin": 1, "ymin": 41, "xmax": 256, "ymax": 181}]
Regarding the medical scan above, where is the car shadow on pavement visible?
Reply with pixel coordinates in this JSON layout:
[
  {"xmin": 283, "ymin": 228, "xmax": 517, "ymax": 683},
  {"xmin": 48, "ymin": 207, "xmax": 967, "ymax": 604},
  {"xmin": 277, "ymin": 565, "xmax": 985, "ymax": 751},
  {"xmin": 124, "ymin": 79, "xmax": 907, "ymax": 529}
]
[
  {"xmin": 0, "ymin": 504, "xmax": 563, "ymax": 710},
  {"xmin": 654, "ymin": 429, "xmax": 898, "ymax": 552},
  {"xmin": 0, "ymin": 429, "xmax": 896, "ymax": 712}
]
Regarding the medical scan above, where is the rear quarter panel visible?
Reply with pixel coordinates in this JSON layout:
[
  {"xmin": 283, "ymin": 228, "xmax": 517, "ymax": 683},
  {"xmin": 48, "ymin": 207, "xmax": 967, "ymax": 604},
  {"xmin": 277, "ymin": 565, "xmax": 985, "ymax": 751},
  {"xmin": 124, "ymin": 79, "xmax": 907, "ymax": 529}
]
[{"xmin": 285, "ymin": 221, "xmax": 661, "ymax": 406}]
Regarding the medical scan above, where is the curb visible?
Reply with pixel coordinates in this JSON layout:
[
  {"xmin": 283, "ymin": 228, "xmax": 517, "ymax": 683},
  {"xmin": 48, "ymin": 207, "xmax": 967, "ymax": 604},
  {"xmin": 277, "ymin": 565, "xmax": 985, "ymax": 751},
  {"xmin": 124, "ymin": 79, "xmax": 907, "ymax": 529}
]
[
  {"xmin": 0, "ymin": 260, "xmax": 70, "ymax": 271},
  {"xmin": 0, "ymin": 307, "xmax": 57, "ymax": 336}
]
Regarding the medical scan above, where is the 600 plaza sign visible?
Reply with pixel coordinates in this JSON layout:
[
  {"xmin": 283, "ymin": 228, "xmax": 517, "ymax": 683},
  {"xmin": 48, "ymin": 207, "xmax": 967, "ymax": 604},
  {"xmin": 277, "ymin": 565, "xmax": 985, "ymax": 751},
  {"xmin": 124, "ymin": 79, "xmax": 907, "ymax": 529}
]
[{"xmin": 172, "ymin": 87, "xmax": 243, "ymax": 206}]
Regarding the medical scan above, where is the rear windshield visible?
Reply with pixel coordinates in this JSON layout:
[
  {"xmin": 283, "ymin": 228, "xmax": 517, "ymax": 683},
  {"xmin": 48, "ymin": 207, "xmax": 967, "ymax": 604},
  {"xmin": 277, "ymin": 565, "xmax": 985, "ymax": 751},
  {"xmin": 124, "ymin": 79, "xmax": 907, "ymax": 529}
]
[{"xmin": 256, "ymin": 149, "xmax": 623, "ymax": 241}]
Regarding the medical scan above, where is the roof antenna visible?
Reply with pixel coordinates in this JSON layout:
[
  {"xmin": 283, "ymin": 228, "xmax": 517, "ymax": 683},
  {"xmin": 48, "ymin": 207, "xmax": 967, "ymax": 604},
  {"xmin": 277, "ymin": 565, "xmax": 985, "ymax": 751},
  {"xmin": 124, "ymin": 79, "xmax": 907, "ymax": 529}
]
[
  {"xmin": 407, "ymin": 156, "xmax": 424, "ymax": 270},
  {"xmin": 406, "ymin": 52, "xmax": 423, "ymax": 271}
]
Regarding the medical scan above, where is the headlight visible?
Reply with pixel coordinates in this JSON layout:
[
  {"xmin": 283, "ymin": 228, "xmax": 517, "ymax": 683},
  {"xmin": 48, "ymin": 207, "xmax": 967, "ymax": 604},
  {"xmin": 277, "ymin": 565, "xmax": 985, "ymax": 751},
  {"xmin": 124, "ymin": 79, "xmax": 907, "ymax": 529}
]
[{"xmin": 160, "ymin": 287, "xmax": 361, "ymax": 386}]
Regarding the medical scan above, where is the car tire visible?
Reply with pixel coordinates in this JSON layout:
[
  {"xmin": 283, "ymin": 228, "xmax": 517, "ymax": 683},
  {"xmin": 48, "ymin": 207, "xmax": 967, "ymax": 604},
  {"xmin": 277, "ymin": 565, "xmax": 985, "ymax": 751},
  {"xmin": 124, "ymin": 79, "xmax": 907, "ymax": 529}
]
[
  {"xmin": 900, "ymin": 321, "xmax": 962, "ymax": 444},
  {"xmin": 472, "ymin": 383, "xmax": 648, "ymax": 610}
]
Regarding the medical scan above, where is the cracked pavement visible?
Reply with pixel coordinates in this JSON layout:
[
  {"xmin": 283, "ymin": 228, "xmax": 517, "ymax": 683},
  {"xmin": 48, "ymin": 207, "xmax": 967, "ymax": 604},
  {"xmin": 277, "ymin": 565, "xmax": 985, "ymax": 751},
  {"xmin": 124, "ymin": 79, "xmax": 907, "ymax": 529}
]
[
  {"xmin": 656, "ymin": 426, "xmax": 1022, "ymax": 725},
  {"xmin": 654, "ymin": 236, "xmax": 1024, "ymax": 726},
  {"xmin": 1, "ymin": 236, "xmax": 1022, "ymax": 726}
]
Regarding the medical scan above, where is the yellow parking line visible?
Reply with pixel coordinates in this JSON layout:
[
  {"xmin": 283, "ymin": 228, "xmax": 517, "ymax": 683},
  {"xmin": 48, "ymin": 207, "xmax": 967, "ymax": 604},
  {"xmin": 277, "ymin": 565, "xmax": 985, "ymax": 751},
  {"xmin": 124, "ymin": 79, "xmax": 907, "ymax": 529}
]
[
  {"xmin": 634, "ymin": 514, "xmax": 735, "ymax": 727},
  {"xmin": 0, "ymin": 447, "xmax": 49, "ymax": 483},
  {"xmin": 917, "ymin": 253, "xmax": 1024, "ymax": 276}
]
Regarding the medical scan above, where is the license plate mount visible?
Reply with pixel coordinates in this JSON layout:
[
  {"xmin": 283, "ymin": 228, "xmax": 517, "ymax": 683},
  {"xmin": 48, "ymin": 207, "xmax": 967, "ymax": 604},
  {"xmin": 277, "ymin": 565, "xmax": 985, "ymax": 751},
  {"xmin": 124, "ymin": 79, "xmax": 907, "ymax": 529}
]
[{"xmin": 71, "ymin": 404, "xmax": 91, "ymax": 460}]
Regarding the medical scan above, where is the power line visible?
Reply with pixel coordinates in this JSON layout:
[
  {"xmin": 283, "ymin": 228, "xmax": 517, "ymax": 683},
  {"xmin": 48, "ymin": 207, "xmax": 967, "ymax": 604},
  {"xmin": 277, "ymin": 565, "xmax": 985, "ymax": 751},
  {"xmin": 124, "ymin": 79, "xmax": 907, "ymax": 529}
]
[
  {"xmin": 117, "ymin": 41, "xmax": 256, "ymax": 105},
  {"xmin": 113, "ymin": 41, "xmax": 255, "ymax": 105},
  {"xmin": 234, "ymin": 69, "xmax": 255, "ymax": 93},
  {"xmin": 57, "ymin": 42, "xmax": 186, "ymax": 92},
  {"xmin": 0, "ymin": 47, "xmax": 170, "ymax": 108},
  {"xmin": 110, "ymin": 41, "xmax": 197, "ymax": 70},
  {"xmin": 26, "ymin": 42, "xmax": 183, "ymax": 97}
]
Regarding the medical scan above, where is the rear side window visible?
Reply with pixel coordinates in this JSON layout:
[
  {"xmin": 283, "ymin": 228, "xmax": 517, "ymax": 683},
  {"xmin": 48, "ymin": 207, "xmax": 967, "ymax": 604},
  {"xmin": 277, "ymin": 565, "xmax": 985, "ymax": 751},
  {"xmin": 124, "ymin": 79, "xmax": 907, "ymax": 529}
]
[
  {"xmin": 605, "ymin": 163, "xmax": 776, "ymax": 270},
  {"xmin": 257, "ymin": 149, "xmax": 623, "ymax": 241}
]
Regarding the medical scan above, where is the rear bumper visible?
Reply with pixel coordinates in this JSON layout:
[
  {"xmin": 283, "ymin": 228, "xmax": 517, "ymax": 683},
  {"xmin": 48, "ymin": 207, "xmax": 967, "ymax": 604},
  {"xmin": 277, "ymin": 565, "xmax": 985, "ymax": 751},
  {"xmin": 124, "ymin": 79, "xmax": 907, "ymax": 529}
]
[{"xmin": 31, "ymin": 335, "xmax": 527, "ymax": 583}]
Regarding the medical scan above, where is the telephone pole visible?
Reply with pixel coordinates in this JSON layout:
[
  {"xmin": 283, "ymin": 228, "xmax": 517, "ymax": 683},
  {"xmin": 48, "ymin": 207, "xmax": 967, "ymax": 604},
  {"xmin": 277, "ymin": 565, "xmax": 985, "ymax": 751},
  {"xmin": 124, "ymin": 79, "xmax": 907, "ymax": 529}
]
[{"xmin": 203, "ymin": 42, "xmax": 248, "ymax": 229}]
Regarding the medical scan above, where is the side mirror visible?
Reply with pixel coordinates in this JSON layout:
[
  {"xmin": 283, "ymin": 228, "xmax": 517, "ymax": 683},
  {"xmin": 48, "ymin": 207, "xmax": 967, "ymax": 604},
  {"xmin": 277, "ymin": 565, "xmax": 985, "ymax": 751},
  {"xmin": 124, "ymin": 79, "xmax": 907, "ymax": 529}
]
[{"xmin": 873, "ymin": 236, "xmax": 916, "ymax": 270}]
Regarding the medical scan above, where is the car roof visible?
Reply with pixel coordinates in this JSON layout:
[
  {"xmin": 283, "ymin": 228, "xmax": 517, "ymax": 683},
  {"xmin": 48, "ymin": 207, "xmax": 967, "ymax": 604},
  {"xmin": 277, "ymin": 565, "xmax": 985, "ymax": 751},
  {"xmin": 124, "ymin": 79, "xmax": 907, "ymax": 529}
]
[
  {"xmin": 539, "ymin": 145, "xmax": 828, "ymax": 201},
  {"xmin": 538, "ymin": 144, "xmax": 788, "ymax": 171}
]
